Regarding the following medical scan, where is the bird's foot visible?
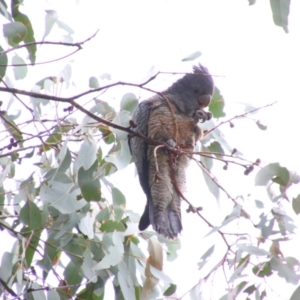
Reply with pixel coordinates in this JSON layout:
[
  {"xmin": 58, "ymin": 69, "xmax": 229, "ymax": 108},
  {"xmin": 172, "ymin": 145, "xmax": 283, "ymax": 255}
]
[{"xmin": 194, "ymin": 109, "xmax": 212, "ymax": 123}]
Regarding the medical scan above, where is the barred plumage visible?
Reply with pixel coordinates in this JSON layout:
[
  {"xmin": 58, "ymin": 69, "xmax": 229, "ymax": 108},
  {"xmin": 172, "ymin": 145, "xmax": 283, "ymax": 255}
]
[{"xmin": 129, "ymin": 64, "xmax": 214, "ymax": 238}]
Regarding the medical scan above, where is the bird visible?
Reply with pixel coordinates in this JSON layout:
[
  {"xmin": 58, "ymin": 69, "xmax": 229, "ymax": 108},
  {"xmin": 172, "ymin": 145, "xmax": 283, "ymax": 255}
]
[{"xmin": 129, "ymin": 64, "xmax": 214, "ymax": 238}]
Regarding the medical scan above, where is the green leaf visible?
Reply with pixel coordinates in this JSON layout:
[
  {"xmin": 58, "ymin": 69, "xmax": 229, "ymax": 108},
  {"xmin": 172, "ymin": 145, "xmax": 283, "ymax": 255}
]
[
  {"xmin": 272, "ymin": 207, "xmax": 296, "ymax": 235},
  {"xmin": 62, "ymin": 236, "xmax": 86, "ymax": 266},
  {"xmin": 163, "ymin": 284, "xmax": 177, "ymax": 296},
  {"xmin": 149, "ymin": 266, "xmax": 173, "ymax": 283},
  {"xmin": 43, "ymin": 10, "xmax": 57, "ymax": 39},
  {"xmin": 252, "ymin": 261, "xmax": 273, "ymax": 277},
  {"xmin": 207, "ymin": 141, "xmax": 224, "ymax": 156},
  {"xmin": 41, "ymin": 125, "xmax": 68, "ymax": 152},
  {"xmin": 289, "ymin": 171, "xmax": 300, "ymax": 184},
  {"xmin": 256, "ymin": 120, "xmax": 267, "ymax": 130},
  {"xmin": 106, "ymin": 140, "xmax": 132, "ymax": 170},
  {"xmin": 120, "ymin": 93, "xmax": 138, "ymax": 114},
  {"xmin": 123, "ymin": 243, "xmax": 138, "ymax": 285},
  {"xmin": 200, "ymin": 145, "xmax": 220, "ymax": 201},
  {"xmin": 57, "ymin": 147, "xmax": 72, "ymax": 173},
  {"xmin": 12, "ymin": 0, "xmax": 37, "ymax": 64},
  {"xmin": 255, "ymin": 199, "xmax": 264, "ymax": 209},
  {"xmin": 255, "ymin": 163, "xmax": 289, "ymax": 187},
  {"xmin": 23, "ymin": 148, "xmax": 35, "ymax": 159},
  {"xmin": 53, "ymin": 213, "xmax": 79, "ymax": 240},
  {"xmin": 0, "ymin": 0, "xmax": 11, "ymax": 20},
  {"xmin": 81, "ymin": 249, "xmax": 96, "ymax": 281},
  {"xmin": 89, "ymin": 76, "xmax": 100, "ymax": 88},
  {"xmin": 74, "ymin": 134, "xmax": 97, "ymax": 172},
  {"xmin": 56, "ymin": 19, "xmax": 74, "ymax": 34},
  {"xmin": 99, "ymin": 125, "xmax": 115, "ymax": 144},
  {"xmin": 40, "ymin": 176, "xmax": 87, "ymax": 214},
  {"xmin": 100, "ymin": 220, "xmax": 126, "ymax": 233},
  {"xmin": 3, "ymin": 21, "xmax": 27, "ymax": 45},
  {"xmin": 189, "ymin": 280, "xmax": 202, "ymax": 300},
  {"xmin": 19, "ymin": 201, "xmax": 42, "ymax": 230},
  {"xmin": 269, "ymin": 0, "xmax": 290, "ymax": 33},
  {"xmin": 93, "ymin": 233, "xmax": 124, "ymax": 270},
  {"xmin": 292, "ymin": 194, "xmax": 300, "ymax": 215},
  {"xmin": 35, "ymin": 76, "xmax": 58, "ymax": 90},
  {"xmin": 198, "ymin": 245, "xmax": 215, "ymax": 270},
  {"xmin": 94, "ymin": 99, "xmax": 116, "ymax": 117},
  {"xmin": 100, "ymin": 73, "xmax": 111, "ymax": 80},
  {"xmin": 0, "ymin": 45, "xmax": 8, "ymax": 80},
  {"xmin": 0, "ymin": 252, "xmax": 13, "ymax": 281},
  {"xmin": 78, "ymin": 160, "xmax": 101, "ymax": 202},
  {"xmin": 76, "ymin": 279, "xmax": 105, "ymax": 300},
  {"xmin": 229, "ymin": 255, "xmax": 250, "ymax": 283},
  {"xmin": 157, "ymin": 237, "xmax": 180, "ymax": 261},
  {"xmin": 209, "ymin": 87, "xmax": 225, "ymax": 118},
  {"xmin": 47, "ymin": 290, "xmax": 61, "ymax": 300},
  {"xmin": 61, "ymin": 64, "xmax": 72, "ymax": 87},
  {"xmin": 25, "ymin": 229, "xmax": 42, "ymax": 268},
  {"xmin": 1, "ymin": 112, "xmax": 23, "ymax": 141},
  {"xmin": 243, "ymin": 284, "xmax": 256, "ymax": 295},
  {"xmin": 205, "ymin": 205, "xmax": 241, "ymax": 237},
  {"xmin": 236, "ymin": 281, "xmax": 248, "ymax": 296},
  {"xmin": 181, "ymin": 51, "xmax": 202, "ymax": 61},
  {"xmin": 112, "ymin": 187, "xmax": 126, "ymax": 221},
  {"xmin": 12, "ymin": 54, "xmax": 27, "ymax": 80},
  {"xmin": 63, "ymin": 261, "xmax": 82, "ymax": 295},
  {"xmin": 110, "ymin": 110, "xmax": 131, "ymax": 140},
  {"xmin": 0, "ymin": 186, "xmax": 4, "ymax": 206},
  {"xmin": 239, "ymin": 245, "xmax": 269, "ymax": 256},
  {"xmin": 97, "ymin": 206, "xmax": 110, "ymax": 223},
  {"xmin": 0, "ymin": 161, "xmax": 10, "ymax": 187},
  {"xmin": 118, "ymin": 262, "xmax": 135, "ymax": 300},
  {"xmin": 270, "ymin": 256, "xmax": 299, "ymax": 284}
]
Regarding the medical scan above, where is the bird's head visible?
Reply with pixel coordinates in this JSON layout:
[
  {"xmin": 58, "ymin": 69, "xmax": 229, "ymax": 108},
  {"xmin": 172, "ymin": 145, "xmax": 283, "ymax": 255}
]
[{"xmin": 167, "ymin": 64, "xmax": 215, "ymax": 117}]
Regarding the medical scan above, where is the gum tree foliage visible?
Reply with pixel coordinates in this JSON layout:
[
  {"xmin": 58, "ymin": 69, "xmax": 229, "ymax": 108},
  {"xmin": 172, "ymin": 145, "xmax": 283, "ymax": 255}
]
[{"xmin": 0, "ymin": 1, "xmax": 299, "ymax": 300}]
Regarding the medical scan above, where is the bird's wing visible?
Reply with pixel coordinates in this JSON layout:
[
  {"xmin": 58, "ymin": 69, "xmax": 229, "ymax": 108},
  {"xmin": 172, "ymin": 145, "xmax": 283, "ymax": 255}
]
[{"xmin": 129, "ymin": 101, "xmax": 151, "ymax": 196}]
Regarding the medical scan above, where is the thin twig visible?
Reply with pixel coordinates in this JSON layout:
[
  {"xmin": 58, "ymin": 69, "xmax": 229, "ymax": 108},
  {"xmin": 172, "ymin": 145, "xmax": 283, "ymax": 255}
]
[
  {"xmin": 0, "ymin": 30, "xmax": 99, "ymax": 56},
  {"xmin": 204, "ymin": 101, "xmax": 277, "ymax": 137},
  {"xmin": 1, "ymin": 79, "xmax": 33, "ymax": 113},
  {"xmin": 193, "ymin": 157, "xmax": 251, "ymax": 219}
]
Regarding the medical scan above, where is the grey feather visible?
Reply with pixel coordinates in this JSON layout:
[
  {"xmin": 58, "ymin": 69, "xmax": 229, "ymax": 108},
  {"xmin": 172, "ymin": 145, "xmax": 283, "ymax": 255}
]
[{"xmin": 129, "ymin": 64, "xmax": 214, "ymax": 238}]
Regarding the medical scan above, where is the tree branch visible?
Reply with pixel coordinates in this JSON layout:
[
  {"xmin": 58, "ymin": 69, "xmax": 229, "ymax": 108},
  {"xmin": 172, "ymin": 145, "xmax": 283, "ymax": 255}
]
[
  {"xmin": 0, "ymin": 30, "xmax": 99, "ymax": 57},
  {"xmin": 204, "ymin": 101, "xmax": 277, "ymax": 137}
]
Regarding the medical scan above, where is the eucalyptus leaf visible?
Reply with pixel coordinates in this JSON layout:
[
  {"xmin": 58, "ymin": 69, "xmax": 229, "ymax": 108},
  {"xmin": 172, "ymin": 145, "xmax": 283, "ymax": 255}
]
[
  {"xmin": 0, "ymin": 44, "xmax": 8, "ymax": 79},
  {"xmin": 255, "ymin": 163, "xmax": 289, "ymax": 187},
  {"xmin": 3, "ymin": 21, "xmax": 27, "ymax": 45},
  {"xmin": 181, "ymin": 51, "xmax": 202, "ymax": 61},
  {"xmin": 89, "ymin": 76, "xmax": 100, "ymax": 88},
  {"xmin": 269, "ymin": 0, "xmax": 290, "ymax": 33}
]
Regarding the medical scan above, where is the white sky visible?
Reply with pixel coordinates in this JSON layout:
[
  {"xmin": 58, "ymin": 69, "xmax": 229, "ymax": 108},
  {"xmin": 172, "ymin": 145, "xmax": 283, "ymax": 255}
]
[{"xmin": 1, "ymin": 0, "xmax": 300, "ymax": 299}]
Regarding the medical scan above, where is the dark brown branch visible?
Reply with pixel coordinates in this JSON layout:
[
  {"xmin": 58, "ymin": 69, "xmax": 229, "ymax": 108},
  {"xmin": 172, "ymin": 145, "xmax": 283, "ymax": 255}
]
[
  {"xmin": 0, "ymin": 277, "xmax": 18, "ymax": 297},
  {"xmin": 1, "ymin": 78, "xmax": 33, "ymax": 113},
  {"xmin": 0, "ymin": 76, "xmax": 160, "ymax": 102}
]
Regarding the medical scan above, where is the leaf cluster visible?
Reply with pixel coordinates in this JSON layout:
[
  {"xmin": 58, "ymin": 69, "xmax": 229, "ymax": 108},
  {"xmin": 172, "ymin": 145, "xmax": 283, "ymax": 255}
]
[{"xmin": 0, "ymin": 1, "xmax": 298, "ymax": 300}]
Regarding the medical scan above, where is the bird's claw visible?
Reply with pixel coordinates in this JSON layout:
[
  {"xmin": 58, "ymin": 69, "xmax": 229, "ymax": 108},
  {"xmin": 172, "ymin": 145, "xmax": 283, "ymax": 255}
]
[
  {"xmin": 166, "ymin": 139, "xmax": 176, "ymax": 148},
  {"xmin": 194, "ymin": 109, "xmax": 212, "ymax": 123}
]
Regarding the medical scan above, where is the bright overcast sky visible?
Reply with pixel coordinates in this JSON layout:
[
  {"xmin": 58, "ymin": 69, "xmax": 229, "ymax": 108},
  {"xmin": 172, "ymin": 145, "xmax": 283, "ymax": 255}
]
[{"xmin": 2, "ymin": 0, "xmax": 300, "ymax": 299}]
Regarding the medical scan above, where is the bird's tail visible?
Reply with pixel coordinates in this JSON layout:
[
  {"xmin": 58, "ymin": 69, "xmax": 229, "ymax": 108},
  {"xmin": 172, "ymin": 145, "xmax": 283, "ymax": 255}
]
[{"xmin": 139, "ymin": 196, "xmax": 182, "ymax": 239}]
